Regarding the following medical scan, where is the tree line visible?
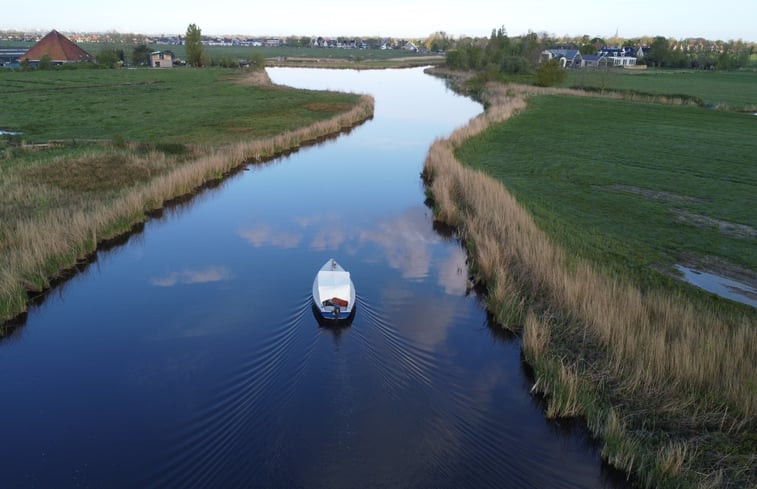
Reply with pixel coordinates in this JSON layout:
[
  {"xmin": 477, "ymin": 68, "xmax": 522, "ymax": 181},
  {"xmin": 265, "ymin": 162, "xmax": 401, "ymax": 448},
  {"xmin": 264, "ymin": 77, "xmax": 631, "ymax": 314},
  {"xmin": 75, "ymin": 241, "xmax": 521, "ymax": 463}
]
[
  {"xmin": 644, "ymin": 36, "xmax": 752, "ymax": 69},
  {"xmin": 444, "ymin": 27, "xmax": 565, "ymax": 86}
]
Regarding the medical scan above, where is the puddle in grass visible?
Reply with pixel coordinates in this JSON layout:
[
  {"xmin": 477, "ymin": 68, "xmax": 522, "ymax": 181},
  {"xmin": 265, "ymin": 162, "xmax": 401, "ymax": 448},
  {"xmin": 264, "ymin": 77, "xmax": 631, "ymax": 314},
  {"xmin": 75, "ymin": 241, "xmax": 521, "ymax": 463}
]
[{"xmin": 675, "ymin": 265, "xmax": 757, "ymax": 307}]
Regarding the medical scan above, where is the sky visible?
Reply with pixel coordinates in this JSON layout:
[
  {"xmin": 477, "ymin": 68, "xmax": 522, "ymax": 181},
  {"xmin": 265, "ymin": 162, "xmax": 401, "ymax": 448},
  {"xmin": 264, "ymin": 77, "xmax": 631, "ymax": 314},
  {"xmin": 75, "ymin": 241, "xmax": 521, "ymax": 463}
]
[{"xmin": 2, "ymin": 0, "xmax": 755, "ymax": 41}]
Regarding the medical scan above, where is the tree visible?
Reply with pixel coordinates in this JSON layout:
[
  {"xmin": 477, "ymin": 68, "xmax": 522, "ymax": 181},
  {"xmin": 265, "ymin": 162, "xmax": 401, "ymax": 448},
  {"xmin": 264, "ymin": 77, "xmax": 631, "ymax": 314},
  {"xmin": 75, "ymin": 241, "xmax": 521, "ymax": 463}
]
[
  {"xmin": 38, "ymin": 54, "xmax": 52, "ymax": 70},
  {"xmin": 132, "ymin": 44, "xmax": 151, "ymax": 66},
  {"xmin": 96, "ymin": 48, "xmax": 120, "ymax": 68},
  {"xmin": 534, "ymin": 59, "xmax": 566, "ymax": 86},
  {"xmin": 647, "ymin": 36, "xmax": 670, "ymax": 67},
  {"xmin": 185, "ymin": 23, "xmax": 204, "ymax": 67},
  {"xmin": 580, "ymin": 43, "xmax": 597, "ymax": 55},
  {"xmin": 250, "ymin": 51, "xmax": 266, "ymax": 71}
]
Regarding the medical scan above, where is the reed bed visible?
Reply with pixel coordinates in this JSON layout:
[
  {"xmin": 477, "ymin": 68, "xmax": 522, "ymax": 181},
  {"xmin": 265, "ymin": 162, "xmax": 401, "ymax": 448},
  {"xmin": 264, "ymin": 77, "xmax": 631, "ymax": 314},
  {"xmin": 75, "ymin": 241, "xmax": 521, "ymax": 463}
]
[
  {"xmin": 0, "ymin": 94, "xmax": 374, "ymax": 324},
  {"xmin": 422, "ymin": 82, "xmax": 755, "ymax": 487}
]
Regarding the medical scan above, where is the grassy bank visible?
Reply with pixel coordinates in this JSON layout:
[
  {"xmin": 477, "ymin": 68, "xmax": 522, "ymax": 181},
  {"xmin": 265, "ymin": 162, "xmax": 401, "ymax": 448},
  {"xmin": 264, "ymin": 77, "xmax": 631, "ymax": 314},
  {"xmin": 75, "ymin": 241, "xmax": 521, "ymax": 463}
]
[
  {"xmin": 0, "ymin": 68, "xmax": 374, "ymax": 325},
  {"xmin": 422, "ymin": 82, "xmax": 755, "ymax": 487}
]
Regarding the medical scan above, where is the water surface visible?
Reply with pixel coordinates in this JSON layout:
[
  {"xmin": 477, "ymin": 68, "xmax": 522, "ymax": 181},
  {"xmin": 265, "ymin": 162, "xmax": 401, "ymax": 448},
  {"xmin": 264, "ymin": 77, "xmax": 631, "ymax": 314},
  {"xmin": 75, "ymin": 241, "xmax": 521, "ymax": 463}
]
[
  {"xmin": 0, "ymin": 67, "xmax": 629, "ymax": 488},
  {"xmin": 675, "ymin": 264, "xmax": 757, "ymax": 307}
]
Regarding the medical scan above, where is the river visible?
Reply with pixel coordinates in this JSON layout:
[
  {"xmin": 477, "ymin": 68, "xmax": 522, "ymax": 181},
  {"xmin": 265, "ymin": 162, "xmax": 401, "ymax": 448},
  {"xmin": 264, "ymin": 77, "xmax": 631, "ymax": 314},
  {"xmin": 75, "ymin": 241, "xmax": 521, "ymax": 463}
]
[{"xmin": 0, "ymin": 67, "xmax": 630, "ymax": 488}]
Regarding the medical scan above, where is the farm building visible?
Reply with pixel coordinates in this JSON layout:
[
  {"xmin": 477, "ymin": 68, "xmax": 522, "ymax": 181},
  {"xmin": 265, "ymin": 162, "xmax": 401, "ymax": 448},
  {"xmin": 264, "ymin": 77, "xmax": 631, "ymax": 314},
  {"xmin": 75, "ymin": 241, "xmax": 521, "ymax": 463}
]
[
  {"xmin": 0, "ymin": 47, "xmax": 26, "ymax": 67},
  {"xmin": 150, "ymin": 50, "xmax": 174, "ymax": 68},
  {"xmin": 20, "ymin": 30, "xmax": 93, "ymax": 65}
]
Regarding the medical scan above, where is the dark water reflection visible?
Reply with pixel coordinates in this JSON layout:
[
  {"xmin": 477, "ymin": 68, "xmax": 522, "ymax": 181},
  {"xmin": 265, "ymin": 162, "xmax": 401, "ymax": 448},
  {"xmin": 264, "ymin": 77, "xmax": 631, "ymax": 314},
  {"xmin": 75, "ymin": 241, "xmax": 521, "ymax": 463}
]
[{"xmin": 0, "ymin": 68, "xmax": 630, "ymax": 488}]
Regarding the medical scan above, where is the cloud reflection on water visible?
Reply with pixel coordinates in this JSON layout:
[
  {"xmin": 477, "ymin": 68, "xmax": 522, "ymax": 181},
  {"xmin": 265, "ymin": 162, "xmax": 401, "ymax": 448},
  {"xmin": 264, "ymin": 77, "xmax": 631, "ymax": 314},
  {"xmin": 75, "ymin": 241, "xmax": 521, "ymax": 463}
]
[
  {"xmin": 150, "ymin": 267, "xmax": 232, "ymax": 287},
  {"xmin": 238, "ymin": 224, "xmax": 303, "ymax": 249},
  {"xmin": 238, "ymin": 205, "xmax": 469, "ymax": 295}
]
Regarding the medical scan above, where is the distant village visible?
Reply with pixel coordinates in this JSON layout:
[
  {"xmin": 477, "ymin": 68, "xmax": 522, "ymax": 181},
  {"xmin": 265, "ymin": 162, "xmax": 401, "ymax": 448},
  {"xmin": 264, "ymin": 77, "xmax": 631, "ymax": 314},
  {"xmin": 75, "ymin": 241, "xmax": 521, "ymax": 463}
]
[{"xmin": 0, "ymin": 28, "xmax": 752, "ymax": 70}]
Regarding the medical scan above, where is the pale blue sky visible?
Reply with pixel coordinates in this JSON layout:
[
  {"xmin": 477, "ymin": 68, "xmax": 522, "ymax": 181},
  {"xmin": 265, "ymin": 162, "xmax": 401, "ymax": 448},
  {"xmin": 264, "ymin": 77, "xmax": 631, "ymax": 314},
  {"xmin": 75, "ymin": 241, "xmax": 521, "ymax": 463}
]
[{"xmin": 3, "ymin": 0, "xmax": 754, "ymax": 41}]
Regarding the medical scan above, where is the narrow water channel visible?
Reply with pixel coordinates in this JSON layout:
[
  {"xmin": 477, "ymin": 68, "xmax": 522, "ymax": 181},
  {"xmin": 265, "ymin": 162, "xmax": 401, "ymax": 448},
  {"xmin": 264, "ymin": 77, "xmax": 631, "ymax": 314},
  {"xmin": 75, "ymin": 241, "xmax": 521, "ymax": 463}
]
[{"xmin": 0, "ymin": 67, "xmax": 630, "ymax": 488}]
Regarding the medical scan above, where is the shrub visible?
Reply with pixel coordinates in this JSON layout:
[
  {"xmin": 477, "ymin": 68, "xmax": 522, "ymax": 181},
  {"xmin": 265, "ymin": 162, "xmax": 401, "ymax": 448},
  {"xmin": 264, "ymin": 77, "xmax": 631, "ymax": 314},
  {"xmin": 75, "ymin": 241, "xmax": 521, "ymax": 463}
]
[{"xmin": 534, "ymin": 59, "xmax": 566, "ymax": 87}]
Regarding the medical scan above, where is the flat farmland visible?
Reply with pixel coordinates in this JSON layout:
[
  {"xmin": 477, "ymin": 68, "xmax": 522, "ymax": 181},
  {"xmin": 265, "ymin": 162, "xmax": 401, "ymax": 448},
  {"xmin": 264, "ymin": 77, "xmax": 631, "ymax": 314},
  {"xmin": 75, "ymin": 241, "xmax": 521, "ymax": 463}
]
[{"xmin": 454, "ymin": 94, "xmax": 757, "ymax": 293}]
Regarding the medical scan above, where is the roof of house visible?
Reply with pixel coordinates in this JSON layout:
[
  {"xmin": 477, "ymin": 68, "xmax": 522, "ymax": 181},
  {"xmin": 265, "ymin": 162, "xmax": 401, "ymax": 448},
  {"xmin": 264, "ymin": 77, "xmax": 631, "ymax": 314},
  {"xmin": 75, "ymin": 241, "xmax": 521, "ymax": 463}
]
[
  {"xmin": 581, "ymin": 54, "xmax": 606, "ymax": 61},
  {"xmin": 549, "ymin": 49, "xmax": 581, "ymax": 59},
  {"xmin": 21, "ymin": 30, "xmax": 93, "ymax": 62}
]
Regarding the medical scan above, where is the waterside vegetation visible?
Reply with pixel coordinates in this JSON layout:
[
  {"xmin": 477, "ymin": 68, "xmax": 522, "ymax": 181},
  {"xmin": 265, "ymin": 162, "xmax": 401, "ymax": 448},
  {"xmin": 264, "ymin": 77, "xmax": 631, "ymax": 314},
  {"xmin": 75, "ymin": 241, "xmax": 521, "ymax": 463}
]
[
  {"xmin": 0, "ymin": 68, "xmax": 374, "ymax": 325},
  {"xmin": 422, "ymin": 81, "xmax": 755, "ymax": 487}
]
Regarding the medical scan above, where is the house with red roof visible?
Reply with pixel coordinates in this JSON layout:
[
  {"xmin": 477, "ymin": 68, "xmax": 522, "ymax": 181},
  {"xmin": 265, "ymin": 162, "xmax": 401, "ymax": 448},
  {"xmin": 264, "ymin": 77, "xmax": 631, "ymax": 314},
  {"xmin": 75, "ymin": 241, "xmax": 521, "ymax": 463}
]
[{"xmin": 20, "ymin": 30, "xmax": 94, "ymax": 65}]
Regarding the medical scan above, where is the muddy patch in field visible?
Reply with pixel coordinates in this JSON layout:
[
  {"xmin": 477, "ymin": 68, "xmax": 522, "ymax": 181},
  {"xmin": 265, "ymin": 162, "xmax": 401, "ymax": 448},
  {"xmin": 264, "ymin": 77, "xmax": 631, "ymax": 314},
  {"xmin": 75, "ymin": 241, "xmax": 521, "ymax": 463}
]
[
  {"xmin": 674, "ymin": 255, "xmax": 757, "ymax": 307},
  {"xmin": 675, "ymin": 210, "xmax": 756, "ymax": 238},
  {"xmin": 607, "ymin": 184, "xmax": 701, "ymax": 204}
]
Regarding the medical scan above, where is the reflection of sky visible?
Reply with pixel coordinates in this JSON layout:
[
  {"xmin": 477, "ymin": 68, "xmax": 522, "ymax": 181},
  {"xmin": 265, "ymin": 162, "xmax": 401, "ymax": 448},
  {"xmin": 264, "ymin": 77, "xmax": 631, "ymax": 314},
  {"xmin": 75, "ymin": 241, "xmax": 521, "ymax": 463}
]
[
  {"xmin": 676, "ymin": 265, "xmax": 757, "ymax": 307},
  {"xmin": 150, "ymin": 266, "xmax": 231, "ymax": 287},
  {"xmin": 236, "ymin": 205, "xmax": 468, "ymax": 297},
  {"xmin": 239, "ymin": 224, "xmax": 303, "ymax": 249}
]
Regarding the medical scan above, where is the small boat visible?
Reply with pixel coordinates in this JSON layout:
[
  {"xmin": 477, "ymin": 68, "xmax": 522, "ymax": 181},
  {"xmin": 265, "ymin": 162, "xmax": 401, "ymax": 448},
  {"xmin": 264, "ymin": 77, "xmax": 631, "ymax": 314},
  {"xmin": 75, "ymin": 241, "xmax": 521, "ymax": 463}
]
[{"xmin": 312, "ymin": 259, "xmax": 356, "ymax": 320}]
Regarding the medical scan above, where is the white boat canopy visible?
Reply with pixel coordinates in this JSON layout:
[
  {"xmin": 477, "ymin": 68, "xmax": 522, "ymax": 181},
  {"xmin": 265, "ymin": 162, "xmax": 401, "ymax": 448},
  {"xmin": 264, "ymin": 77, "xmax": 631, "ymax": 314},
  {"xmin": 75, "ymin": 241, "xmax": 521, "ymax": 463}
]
[{"xmin": 316, "ymin": 270, "xmax": 351, "ymax": 304}]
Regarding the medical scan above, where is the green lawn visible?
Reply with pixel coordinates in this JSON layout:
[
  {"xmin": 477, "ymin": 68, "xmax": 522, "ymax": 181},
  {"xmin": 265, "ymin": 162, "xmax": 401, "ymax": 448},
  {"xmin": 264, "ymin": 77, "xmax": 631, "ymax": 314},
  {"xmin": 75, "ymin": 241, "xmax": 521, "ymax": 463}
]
[
  {"xmin": 0, "ymin": 68, "xmax": 359, "ymax": 145},
  {"xmin": 565, "ymin": 69, "xmax": 757, "ymax": 109},
  {"xmin": 455, "ymin": 95, "xmax": 757, "ymax": 291}
]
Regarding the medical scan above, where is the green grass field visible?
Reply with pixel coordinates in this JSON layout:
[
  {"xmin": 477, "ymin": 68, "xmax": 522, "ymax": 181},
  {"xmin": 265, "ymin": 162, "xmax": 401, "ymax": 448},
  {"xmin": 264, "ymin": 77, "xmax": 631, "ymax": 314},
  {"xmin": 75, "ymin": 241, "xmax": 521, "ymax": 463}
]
[
  {"xmin": 565, "ymin": 69, "xmax": 757, "ymax": 109},
  {"xmin": 454, "ymin": 95, "xmax": 757, "ymax": 295},
  {"xmin": 174, "ymin": 45, "xmax": 432, "ymax": 61},
  {"xmin": 0, "ymin": 68, "xmax": 359, "ymax": 145}
]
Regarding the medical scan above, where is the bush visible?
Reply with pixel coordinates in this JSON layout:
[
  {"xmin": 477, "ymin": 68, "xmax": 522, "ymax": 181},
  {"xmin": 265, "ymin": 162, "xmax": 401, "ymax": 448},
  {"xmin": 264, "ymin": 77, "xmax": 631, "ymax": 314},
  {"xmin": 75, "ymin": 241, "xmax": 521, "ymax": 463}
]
[
  {"xmin": 534, "ymin": 59, "xmax": 566, "ymax": 87},
  {"xmin": 250, "ymin": 51, "xmax": 266, "ymax": 71},
  {"xmin": 501, "ymin": 56, "xmax": 531, "ymax": 75}
]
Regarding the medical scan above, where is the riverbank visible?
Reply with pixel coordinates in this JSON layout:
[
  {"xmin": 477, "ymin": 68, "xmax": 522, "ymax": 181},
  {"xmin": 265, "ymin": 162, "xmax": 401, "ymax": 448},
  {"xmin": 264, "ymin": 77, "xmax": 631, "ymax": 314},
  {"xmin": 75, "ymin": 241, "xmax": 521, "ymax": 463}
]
[
  {"xmin": 422, "ymin": 79, "xmax": 755, "ymax": 487},
  {"xmin": 0, "ymin": 69, "xmax": 374, "ymax": 326}
]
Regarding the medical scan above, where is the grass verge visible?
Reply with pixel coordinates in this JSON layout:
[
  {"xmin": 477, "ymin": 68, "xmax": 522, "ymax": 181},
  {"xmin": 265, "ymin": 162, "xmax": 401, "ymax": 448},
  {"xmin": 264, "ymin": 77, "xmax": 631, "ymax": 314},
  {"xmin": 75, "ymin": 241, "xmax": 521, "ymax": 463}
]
[{"xmin": 422, "ymin": 81, "xmax": 755, "ymax": 488}]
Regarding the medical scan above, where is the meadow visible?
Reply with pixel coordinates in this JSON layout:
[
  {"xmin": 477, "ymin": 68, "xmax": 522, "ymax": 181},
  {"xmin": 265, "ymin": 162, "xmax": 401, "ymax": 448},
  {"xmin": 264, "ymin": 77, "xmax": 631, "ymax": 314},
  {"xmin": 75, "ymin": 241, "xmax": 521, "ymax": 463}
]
[
  {"xmin": 454, "ymin": 95, "xmax": 757, "ymax": 291},
  {"xmin": 0, "ymin": 68, "xmax": 361, "ymax": 144},
  {"xmin": 424, "ymin": 82, "xmax": 756, "ymax": 487},
  {"xmin": 0, "ymin": 68, "xmax": 374, "ymax": 323},
  {"xmin": 167, "ymin": 45, "xmax": 434, "ymax": 61},
  {"xmin": 565, "ymin": 68, "xmax": 757, "ymax": 110}
]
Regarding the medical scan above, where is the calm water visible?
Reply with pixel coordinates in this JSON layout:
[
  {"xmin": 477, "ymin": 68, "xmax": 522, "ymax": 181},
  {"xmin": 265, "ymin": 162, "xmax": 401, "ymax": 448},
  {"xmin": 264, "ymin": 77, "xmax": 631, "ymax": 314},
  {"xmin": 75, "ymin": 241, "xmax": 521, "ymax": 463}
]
[
  {"xmin": 675, "ymin": 264, "xmax": 757, "ymax": 308},
  {"xmin": 0, "ymin": 68, "xmax": 630, "ymax": 488}
]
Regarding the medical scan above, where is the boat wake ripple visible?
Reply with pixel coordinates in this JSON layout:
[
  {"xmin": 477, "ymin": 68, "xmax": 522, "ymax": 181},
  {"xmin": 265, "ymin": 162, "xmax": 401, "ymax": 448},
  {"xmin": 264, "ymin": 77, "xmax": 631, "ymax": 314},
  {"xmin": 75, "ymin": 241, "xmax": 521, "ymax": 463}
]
[{"xmin": 144, "ymin": 294, "xmax": 318, "ymax": 489}]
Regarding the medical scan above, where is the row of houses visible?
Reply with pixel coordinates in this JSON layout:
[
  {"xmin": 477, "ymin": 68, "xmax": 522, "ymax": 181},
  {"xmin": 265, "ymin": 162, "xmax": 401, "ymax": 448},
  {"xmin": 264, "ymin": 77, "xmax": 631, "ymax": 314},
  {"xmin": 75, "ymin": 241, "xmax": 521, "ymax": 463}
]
[
  {"xmin": 542, "ymin": 46, "xmax": 649, "ymax": 68},
  {"xmin": 148, "ymin": 35, "xmax": 420, "ymax": 51}
]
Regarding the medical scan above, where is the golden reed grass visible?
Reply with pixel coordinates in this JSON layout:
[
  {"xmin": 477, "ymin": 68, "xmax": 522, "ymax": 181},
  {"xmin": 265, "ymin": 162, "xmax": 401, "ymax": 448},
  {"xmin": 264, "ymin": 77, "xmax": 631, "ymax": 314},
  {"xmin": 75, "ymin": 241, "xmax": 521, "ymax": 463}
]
[
  {"xmin": 0, "ymin": 93, "xmax": 374, "ymax": 322},
  {"xmin": 423, "ymin": 82, "xmax": 755, "ymax": 486}
]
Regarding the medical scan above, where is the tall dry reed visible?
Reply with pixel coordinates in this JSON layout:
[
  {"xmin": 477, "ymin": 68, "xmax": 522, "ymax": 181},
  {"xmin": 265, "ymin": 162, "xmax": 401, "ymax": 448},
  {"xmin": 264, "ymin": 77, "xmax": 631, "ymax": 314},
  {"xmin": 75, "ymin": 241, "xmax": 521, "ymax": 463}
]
[{"xmin": 423, "ymin": 82, "xmax": 755, "ymax": 486}]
